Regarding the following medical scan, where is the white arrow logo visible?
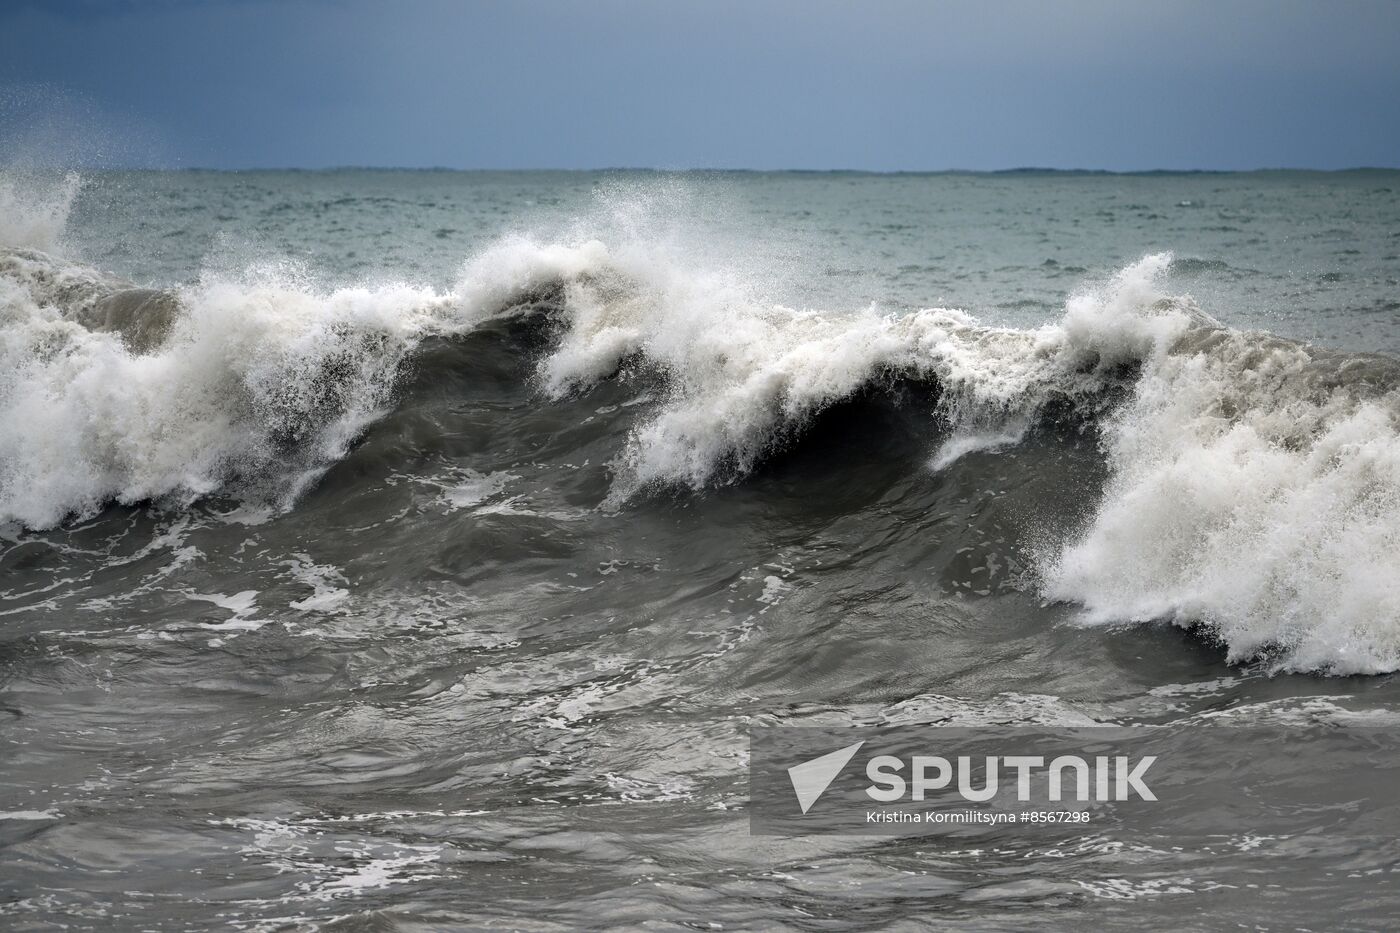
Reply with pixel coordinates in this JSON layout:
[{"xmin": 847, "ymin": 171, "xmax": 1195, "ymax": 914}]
[{"xmin": 787, "ymin": 741, "xmax": 866, "ymax": 814}]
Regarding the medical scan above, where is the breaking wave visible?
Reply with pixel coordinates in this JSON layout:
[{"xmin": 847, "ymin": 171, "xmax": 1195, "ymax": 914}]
[{"xmin": 3, "ymin": 178, "xmax": 1399, "ymax": 675}]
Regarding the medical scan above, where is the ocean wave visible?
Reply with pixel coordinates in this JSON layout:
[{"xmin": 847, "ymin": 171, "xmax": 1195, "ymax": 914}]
[
  {"xmin": 1042, "ymin": 318, "xmax": 1400, "ymax": 674},
  {"xmin": 3, "ymin": 180, "xmax": 1399, "ymax": 675}
]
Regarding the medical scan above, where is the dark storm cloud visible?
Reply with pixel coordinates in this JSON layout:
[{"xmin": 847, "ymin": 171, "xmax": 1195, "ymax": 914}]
[{"xmin": 2, "ymin": 0, "xmax": 1397, "ymax": 169}]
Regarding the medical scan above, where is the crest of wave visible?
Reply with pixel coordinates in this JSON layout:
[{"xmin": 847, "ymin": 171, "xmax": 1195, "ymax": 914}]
[
  {"xmin": 534, "ymin": 249, "xmax": 1191, "ymax": 498},
  {"xmin": 1041, "ymin": 292, "xmax": 1400, "ymax": 675},
  {"xmin": 0, "ymin": 257, "xmax": 439, "ymax": 528},
  {"xmin": 0, "ymin": 227, "xmax": 614, "ymax": 529}
]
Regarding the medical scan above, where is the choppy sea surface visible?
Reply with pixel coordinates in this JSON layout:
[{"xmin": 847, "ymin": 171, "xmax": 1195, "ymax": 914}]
[{"xmin": 3, "ymin": 168, "xmax": 1400, "ymax": 930}]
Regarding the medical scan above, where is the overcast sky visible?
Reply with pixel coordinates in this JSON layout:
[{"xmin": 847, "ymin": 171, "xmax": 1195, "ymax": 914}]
[{"xmin": 2, "ymin": 0, "xmax": 1398, "ymax": 171}]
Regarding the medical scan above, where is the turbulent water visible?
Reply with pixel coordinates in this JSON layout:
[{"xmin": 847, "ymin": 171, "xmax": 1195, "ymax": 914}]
[{"xmin": 3, "ymin": 168, "xmax": 1400, "ymax": 929}]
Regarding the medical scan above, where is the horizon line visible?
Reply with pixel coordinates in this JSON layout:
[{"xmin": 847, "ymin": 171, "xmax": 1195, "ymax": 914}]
[{"xmin": 46, "ymin": 164, "xmax": 1400, "ymax": 175}]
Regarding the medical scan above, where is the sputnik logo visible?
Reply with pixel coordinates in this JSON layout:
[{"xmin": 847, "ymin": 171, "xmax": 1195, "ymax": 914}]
[{"xmin": 787, "ymin": 741, "xmax": 866, "ymax": 814}]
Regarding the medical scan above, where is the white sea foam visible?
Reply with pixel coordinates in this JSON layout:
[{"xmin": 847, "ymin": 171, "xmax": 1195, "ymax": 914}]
[
  {"xmin": 929, "ymin": 425, "xmax": 1028, "ymax": 471},
  {"xmin": 0, "ymin": 809, "xmax": 61, "ymax": 821},
  {"xmin": 284, "ymin": 555, "xmax": 350, "ymax": 612},
  {"xmin": 1041, "ymin": 321, "xmax": 1400, "ymax": 674},
  {"xmin": 0, "ymin": 252, "xmax": 445, "ymax": 528}
]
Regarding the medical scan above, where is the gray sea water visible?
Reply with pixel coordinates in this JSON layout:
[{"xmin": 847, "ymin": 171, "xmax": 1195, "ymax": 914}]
[{"xmin": 3, "ymin": 169, "xmax": 1400, "ymax": 930}]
